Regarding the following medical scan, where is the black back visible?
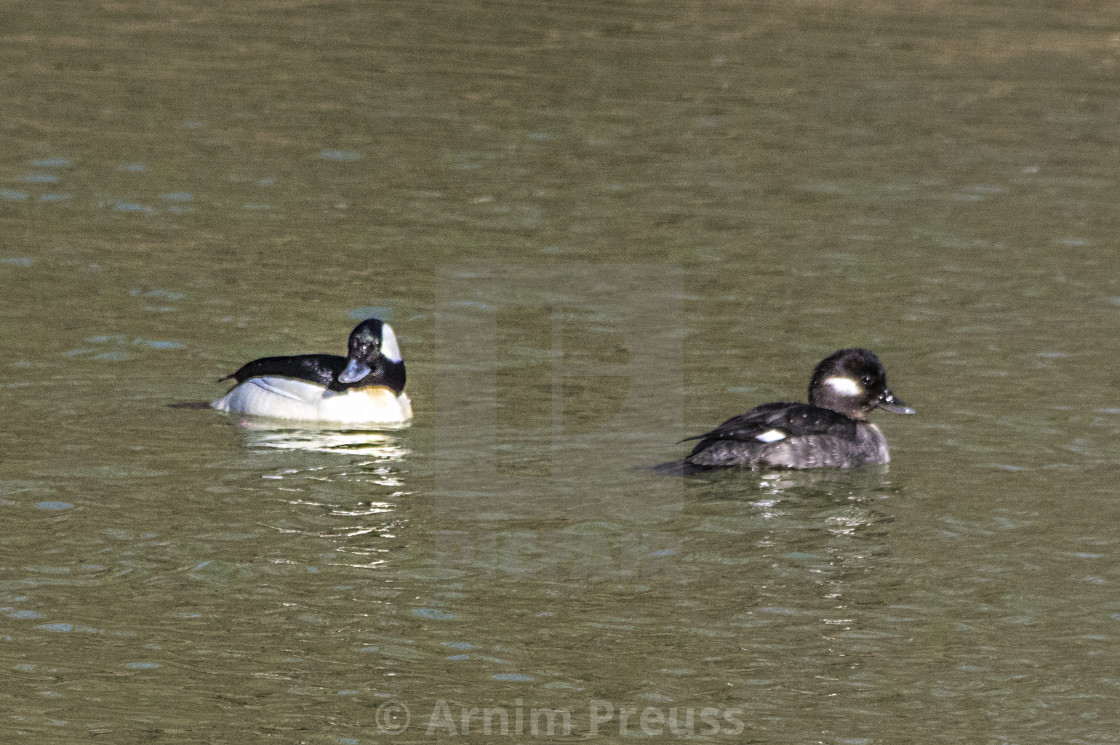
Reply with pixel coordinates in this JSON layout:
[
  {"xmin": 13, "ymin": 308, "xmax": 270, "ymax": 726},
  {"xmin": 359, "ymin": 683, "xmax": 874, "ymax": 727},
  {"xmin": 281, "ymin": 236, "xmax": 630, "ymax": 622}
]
[
  {"xmin": 222, "ymin": 353, "xmax": 406, "ymax": 394},
  {"xmin": 683, "ymin": 401, "xmax": 859, "ymax": 457}
]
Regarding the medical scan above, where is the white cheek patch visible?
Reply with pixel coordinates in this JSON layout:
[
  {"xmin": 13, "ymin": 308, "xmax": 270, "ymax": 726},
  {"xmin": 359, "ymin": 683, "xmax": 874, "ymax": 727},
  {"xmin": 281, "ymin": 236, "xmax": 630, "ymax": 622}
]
[
  {"xmin": 756, "ymin": 429, "xmax": 787, "ymax": 443},
  {"xmin": 824, "ymin": 376, "xmax": 862, "ymax": 396},
  {"xmin": 380, "ymin": 323, "xmax": 403, "ymax": 363}
]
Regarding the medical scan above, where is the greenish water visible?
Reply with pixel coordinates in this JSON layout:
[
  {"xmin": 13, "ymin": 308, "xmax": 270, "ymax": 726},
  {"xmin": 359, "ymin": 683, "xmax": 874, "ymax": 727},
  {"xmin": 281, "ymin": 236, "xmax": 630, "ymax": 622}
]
[{"xmin": 3, "ymin": 1, "xmax": 1120, "ymax": 742}]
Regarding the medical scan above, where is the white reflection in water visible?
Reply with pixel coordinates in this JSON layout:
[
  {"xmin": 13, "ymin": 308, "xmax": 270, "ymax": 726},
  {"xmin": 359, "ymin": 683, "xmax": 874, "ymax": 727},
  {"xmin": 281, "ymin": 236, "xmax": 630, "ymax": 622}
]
[{"xmin": 237, "ymin": 422, "xmax": 410, "ymax": 459}]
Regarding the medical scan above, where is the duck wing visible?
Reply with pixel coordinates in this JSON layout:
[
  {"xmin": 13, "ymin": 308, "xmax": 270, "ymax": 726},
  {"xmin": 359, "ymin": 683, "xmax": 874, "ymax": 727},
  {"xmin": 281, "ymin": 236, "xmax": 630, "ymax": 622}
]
[
  {"xmin": 682, "ymin": 402, "xmax": 859, "ymax": 467},
  {"xmin": 221, "ymin": 354, "xmax": 345, "ymax": 387}
]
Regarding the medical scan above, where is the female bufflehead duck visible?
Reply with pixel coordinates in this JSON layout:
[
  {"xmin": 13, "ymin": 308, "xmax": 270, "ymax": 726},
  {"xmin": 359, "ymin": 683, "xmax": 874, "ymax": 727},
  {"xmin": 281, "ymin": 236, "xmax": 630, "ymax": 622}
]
[
  {"xmin": 679, "ymin": 348, "xmax": 913, "ymax": 470},
  {"xmin": 211, "ymin": 318, "xmax": 413, "ymax": 425}
]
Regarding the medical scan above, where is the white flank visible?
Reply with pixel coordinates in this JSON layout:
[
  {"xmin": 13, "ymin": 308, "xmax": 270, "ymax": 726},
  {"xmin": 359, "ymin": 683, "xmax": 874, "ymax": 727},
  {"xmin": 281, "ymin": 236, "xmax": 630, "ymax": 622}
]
[
  {"xmin": 756, "ymin": 428, "xmax": 787, "ymax": 443},
  {"xmin": 824, "ymin": 376, "xmax": 862, "ymax": 396},
  {"xmin": 212, "ymin": 377, "xmax": 412, "ymax": 424}
]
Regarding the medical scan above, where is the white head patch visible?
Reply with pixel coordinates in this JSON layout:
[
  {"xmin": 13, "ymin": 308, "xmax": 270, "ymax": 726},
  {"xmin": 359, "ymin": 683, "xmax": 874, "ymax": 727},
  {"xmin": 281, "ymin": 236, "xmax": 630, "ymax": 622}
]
[
  {"xmin": 380, "ymin": 323, "xmax": 403, "ymax": 363},
  {"xmin": 756, "ymin": 428, "xmax": 787, "ymax": 443},
  {"xmin": 824, "ymin": 376, "xmax": 862, "ymax": 396}
]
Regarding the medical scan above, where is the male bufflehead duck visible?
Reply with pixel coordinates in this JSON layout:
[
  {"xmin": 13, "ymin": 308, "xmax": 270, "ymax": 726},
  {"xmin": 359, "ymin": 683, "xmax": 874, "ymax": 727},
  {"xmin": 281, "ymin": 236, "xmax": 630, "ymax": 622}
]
[
  {"xmin": 679, "ymin": 348, "xmax": 913, "ymax": 471},
  {"xmin": 211, "ymin": 318, "xmax": 413, "ymax": 425}
]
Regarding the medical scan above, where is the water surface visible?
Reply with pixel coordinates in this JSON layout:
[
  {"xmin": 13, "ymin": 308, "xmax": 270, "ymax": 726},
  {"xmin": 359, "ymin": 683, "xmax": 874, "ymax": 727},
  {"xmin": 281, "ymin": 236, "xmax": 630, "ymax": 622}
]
[{"xmin": 2, "ymin": 1, "xmax": 1119, "ymax": 742}]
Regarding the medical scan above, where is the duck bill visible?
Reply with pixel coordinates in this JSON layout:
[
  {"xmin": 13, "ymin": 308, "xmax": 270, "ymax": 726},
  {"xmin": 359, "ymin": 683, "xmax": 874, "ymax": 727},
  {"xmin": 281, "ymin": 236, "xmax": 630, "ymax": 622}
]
[
  {"xmin": 338, "ymin": 359, "xmax": 372, "ymax": 384},
  {"xmin": 875, "ymin": 389, "xmax": 915, "ymax": 415}
]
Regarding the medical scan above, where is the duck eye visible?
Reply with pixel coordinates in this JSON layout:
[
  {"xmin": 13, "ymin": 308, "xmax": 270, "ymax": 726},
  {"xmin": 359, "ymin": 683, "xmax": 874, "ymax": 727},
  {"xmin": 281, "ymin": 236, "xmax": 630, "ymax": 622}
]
[{"xmin": 861, "ymin": 375, "xmax": 874, "ymax": 386}]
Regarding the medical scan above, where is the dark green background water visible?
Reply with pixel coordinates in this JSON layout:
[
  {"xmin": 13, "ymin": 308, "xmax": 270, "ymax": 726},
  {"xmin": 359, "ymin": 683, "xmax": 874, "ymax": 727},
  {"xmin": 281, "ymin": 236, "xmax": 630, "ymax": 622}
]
[{"xmin": 2, "ymin": 1, "xmax": 1119, "ymax": 742}]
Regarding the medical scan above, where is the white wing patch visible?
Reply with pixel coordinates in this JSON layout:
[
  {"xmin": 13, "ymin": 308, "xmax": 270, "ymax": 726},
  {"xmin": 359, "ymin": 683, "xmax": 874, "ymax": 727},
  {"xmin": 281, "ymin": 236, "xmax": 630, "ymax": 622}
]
[
  {"xmin": 824, "ymin": 376, "xmax": 862, "ymax": 396},
  {"xmin": 380, "ymin": 323, "xmax": 403, "ymax": 363},
  {"xmin": 756, "ymin": 428, "xmax": 787, "ymax": 443}
]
